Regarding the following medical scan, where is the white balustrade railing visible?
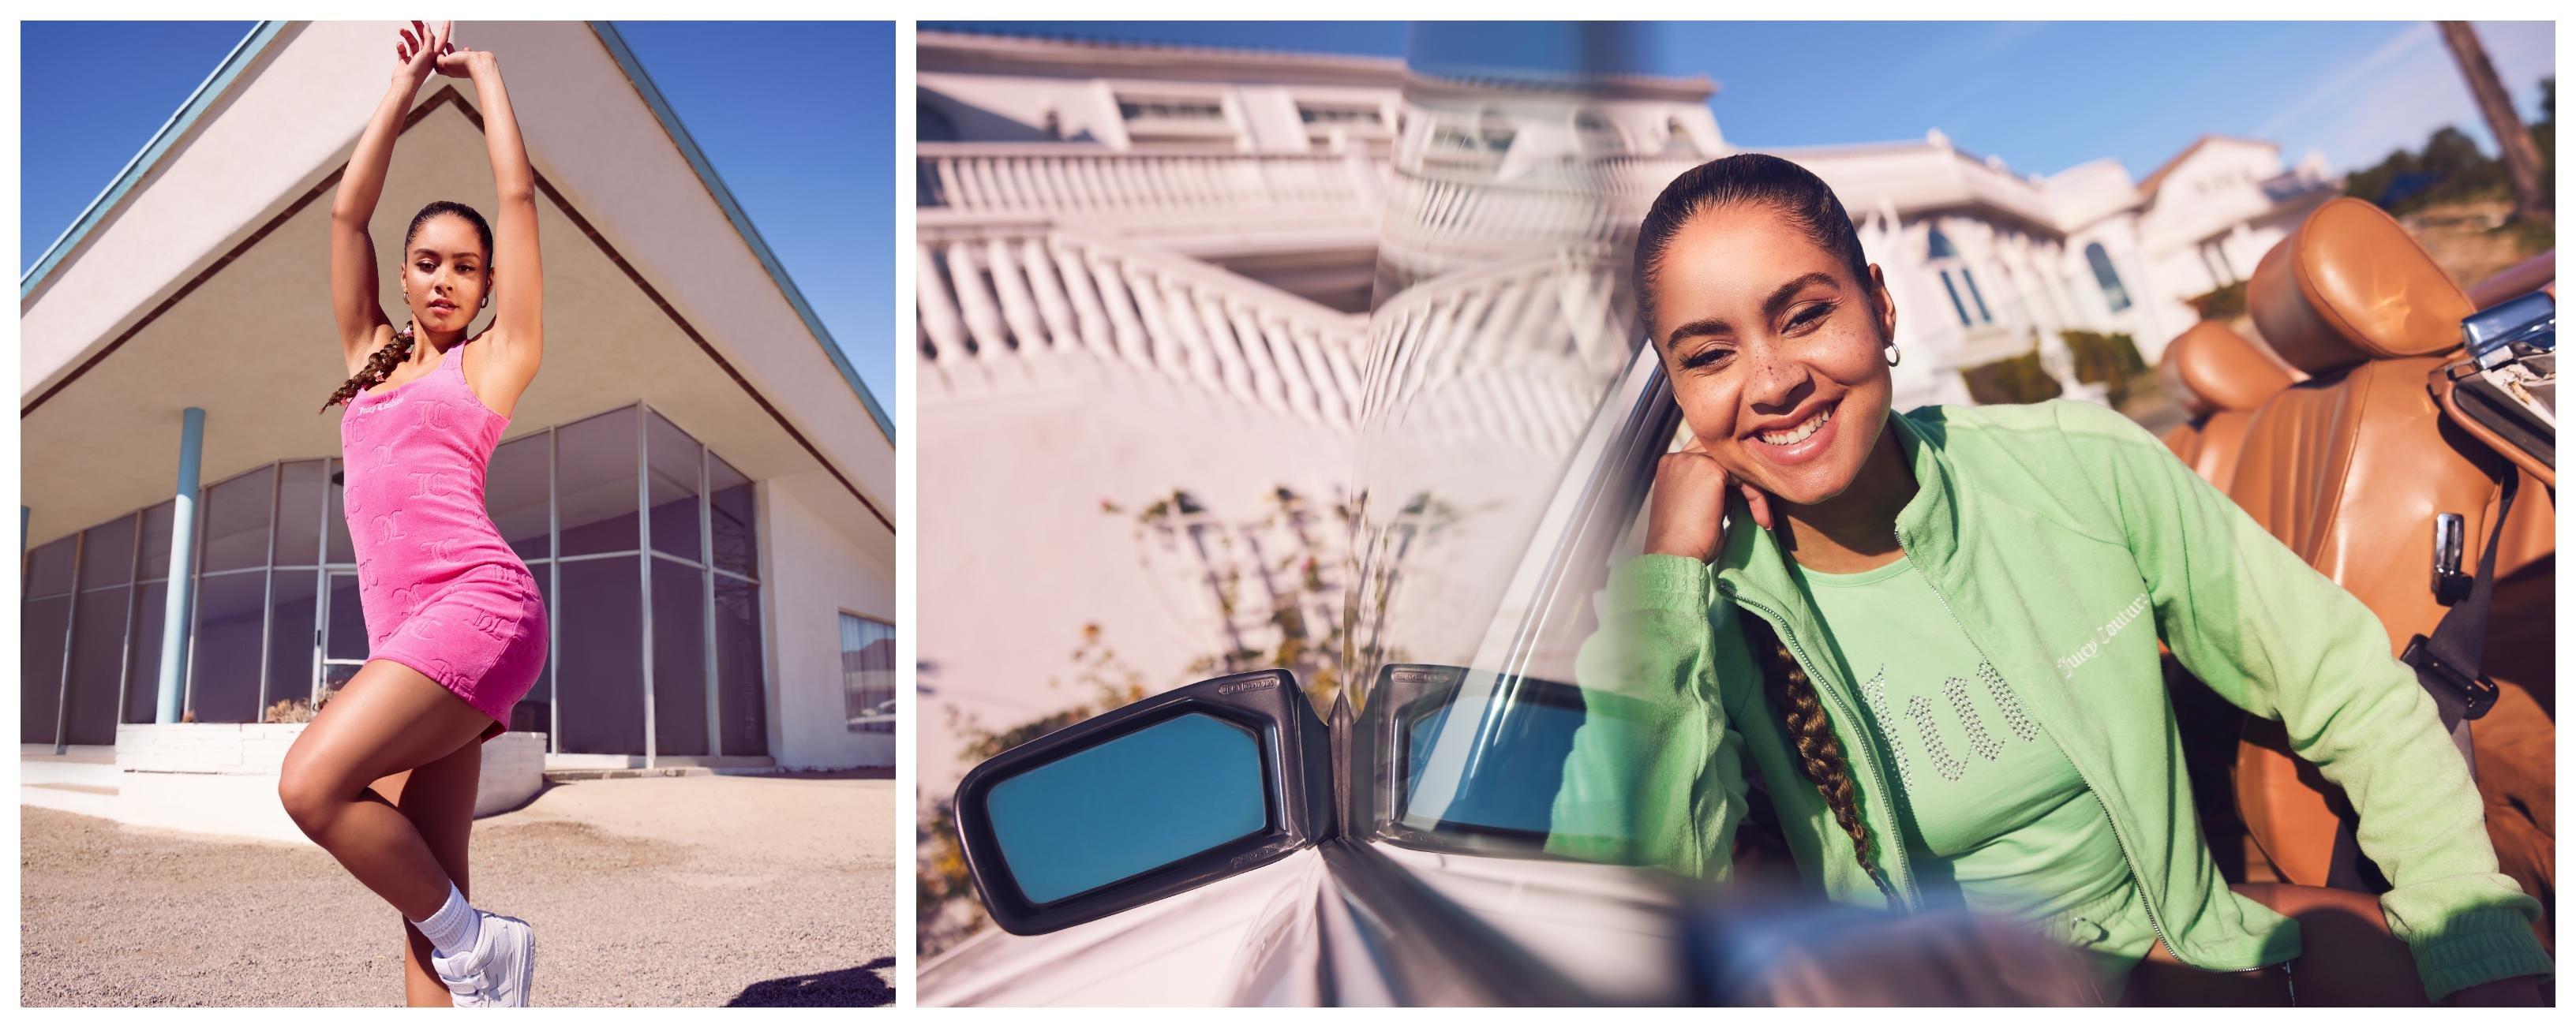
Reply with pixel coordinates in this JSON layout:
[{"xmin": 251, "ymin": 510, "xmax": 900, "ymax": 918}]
[
  {"xmin": 1373, "ymin": 155, "xmax": 1703, "ymax": 276},
  {"xmin": 919, "ymin": 226, "xmax": 1370, "ymax": 428},
  {"xmin": 918, "ymin": 143, "xmax": 1391, "ymax": 237},
  {"xmin": 1355, "ymin": 246, "xmax": 1640, "ymax": 452}
]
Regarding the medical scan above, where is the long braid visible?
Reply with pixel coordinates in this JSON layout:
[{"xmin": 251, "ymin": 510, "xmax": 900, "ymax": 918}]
[
  {"xmin": 322, "ymin": 200, "xmax": 492, "ymax": 413},
  {"xmin": 1742, "ymin": 615, "xmax": 1900, "ymax": 903},
  {"xmin": 320, "ymin": 323, "xmax": 417, "ymax": 413}
]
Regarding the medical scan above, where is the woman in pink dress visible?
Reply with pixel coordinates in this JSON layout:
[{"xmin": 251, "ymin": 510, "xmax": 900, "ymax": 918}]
[{"xmin": 280, "ymin": 21, "xmax": 547, "ymax": 1007}]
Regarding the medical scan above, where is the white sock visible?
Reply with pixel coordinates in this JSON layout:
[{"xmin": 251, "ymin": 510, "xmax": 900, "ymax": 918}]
[{"xmin": 412, "ymin": 882, "xmax": 481, "ymax": 957}]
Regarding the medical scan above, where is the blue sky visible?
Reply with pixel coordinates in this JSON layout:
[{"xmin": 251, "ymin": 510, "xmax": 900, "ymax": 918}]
[
  {"xmin": 929, "ymin": 21, "xmax": 2555, "ymax": 179},
  {"xmin": 20, "ymin": 21, "xmax": 895, "ymax": 405}
]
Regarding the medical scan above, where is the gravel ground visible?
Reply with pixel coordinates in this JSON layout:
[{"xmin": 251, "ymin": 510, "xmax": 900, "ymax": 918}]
[{"xmin": 22, "ymin": 772, "xmax": 896, "ymax": 1007}]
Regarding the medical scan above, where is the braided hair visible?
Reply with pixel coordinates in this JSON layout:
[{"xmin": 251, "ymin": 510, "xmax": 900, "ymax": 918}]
[
  {"xmin": 1739, "ymin": 613, "xmax": 1900, "ymax": 903},
  {"xmin": 1631, "ymin": 153, "xmax": 1896, "ymax": 901},
  {"xmin": 320, "ymin": 200, "xmax": 492, "ymax": 412}
]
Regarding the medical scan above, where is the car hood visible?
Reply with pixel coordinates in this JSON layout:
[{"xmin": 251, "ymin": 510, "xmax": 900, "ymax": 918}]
[{"xmin": 919, "ymin": 842, "xmax": 1702, "ymax": 1006}]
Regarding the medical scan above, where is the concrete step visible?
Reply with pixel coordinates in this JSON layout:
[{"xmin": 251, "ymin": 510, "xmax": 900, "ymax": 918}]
[
  {"xmin": 23, "ymin": 782, "xmax": 122, "ymax": 821},
  {"xmin": 21, "ymin": 758, "xmax": 123, "ymax": 790},
  {"xmin": 544, "ymin": 765, "xmax": 787, "ymax": 783}
]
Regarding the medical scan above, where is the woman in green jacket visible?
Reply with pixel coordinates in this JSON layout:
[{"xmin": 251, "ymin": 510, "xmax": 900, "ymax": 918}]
[{"xmin": 1545, "ymin": 153, "xmax": 2548, "ymax": 1004}]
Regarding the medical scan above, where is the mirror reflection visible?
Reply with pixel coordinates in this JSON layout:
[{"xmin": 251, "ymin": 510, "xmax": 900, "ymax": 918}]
[{"xmin": 986, "ymin": 712, "xmax": 1271, "ymax": 904}]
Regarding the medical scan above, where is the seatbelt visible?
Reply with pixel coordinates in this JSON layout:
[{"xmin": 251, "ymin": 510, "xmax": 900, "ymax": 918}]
[
  {"xmin": 2401, "ymin": 469, "xmax": 2519, "ymax": 753},
  {"xmin": 2327, "ymin": 470, "xmax": 2519, "ymax": 893}
]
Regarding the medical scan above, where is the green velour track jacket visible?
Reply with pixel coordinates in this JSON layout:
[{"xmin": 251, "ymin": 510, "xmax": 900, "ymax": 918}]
[{"xmin": 1544, "ymin": 398, "xmax": 2551, "ymax": 1000}]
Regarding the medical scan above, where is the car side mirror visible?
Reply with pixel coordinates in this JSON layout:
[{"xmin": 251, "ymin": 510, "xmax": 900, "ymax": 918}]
[{"xmin": 953, "ymin": 668, "xmax": 1335, "ymax": 935}]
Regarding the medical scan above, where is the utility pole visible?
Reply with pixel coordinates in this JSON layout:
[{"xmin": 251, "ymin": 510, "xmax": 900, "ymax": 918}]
[{"xmin": 2437, "ymin": 21, "xmax": 2550, "ymax": 223}]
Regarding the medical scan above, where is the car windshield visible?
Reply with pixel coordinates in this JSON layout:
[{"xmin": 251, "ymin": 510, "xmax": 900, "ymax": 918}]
[{"xmin": 1342, "ymin": 30, "xmax": 1700, "ymax": 862}]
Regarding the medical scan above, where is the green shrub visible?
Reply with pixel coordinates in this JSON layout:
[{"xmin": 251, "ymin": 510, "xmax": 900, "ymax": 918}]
[
  {"xmin": 1961, "ymin": 346, "xmax": 2065, "ymax": 406},
  {"xmin": 2061, "ymin": 330, "xmax": 2151, "ymax": 407},
  {"xmin": 2185, "ymin": 281, "xmax": 2248, "ymax": 322}
]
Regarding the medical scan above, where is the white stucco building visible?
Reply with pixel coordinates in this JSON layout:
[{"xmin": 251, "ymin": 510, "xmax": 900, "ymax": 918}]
[
  {"xmin": 912, "ymin": 29, "xmax": 2338, "ymax": 790},
  {"xmin": 21, "ymin": 21, "xmax": 897, "ymax": 785}
]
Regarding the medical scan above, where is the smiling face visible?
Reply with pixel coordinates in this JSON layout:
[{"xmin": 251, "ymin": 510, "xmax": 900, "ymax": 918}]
[
  {"xmin": 400, "ymin": 212, "xmax": 490, "ymax": 335},
  {"xmin": 1647, "ymin": 202, "xmax": 1899, "ymax": 508}
]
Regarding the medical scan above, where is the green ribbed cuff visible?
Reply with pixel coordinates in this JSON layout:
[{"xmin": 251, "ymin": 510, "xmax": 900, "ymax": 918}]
[
  {"xmin": 2412, "ymin": 907, "xmax": 2555, "ymax": 1001},
  {"xmin": 1606, "ymin": 554, "xmax": 1712, "ymax": 612}
]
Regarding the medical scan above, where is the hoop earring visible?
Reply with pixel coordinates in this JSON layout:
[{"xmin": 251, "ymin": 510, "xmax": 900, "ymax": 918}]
[{"xmin": 1884, "ymin": 343, "xmax": 1902, "ymax": 368}]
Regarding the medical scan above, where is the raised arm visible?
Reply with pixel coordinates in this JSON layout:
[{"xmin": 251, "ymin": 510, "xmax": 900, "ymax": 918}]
[
  {"xmin": 439, "ymin": 42, "xmax": 543, "ymax": 393},
  {"xmin": 331, "ymin": 21, "xmax": 447, "ymax": 368}
]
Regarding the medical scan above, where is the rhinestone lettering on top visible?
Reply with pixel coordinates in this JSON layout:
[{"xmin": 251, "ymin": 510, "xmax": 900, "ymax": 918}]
[
  {"xmin": 1907, "ymin": 693, "xmax": 1971, "ymax": 782},
  {"xmin": 1858, "ymin": 666, "xmax": 1917, "ymax": 791},
  {"xmin": 1870, "ymin": 661, "xmax": 2035, "ymax": 787},
  {"xmin": 1947, "ymin": 676, "xmax": 2004, "ymax": 761},
  {"xmin": 1983, "ymin": 663, "xmax": 2041, "ymax": 742}
]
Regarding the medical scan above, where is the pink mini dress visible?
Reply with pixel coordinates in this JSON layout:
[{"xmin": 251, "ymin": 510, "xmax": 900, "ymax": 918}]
[{"xmin": 339, "ymin": 332, "xmax": 547, "ymax": 739}]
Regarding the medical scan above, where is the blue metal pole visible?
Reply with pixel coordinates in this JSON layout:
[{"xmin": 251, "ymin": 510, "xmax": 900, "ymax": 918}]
[{"xmin": 155, "ymin": 407, "xmax": 205, "ymax": 724}]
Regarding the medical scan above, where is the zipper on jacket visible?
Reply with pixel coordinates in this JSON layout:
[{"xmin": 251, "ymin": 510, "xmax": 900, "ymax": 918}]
[
  {"xmin": 1720, "ymin": 584, "xmax": 1918, "ymax": 911},
  {"xmin": 1889, "ymin": 525, "xmax": 2267, "ymax": 974}
]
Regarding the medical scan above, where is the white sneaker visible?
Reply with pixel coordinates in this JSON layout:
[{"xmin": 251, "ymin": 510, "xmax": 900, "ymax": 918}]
[{"xmin": 430, "ymin": 910, "xmax": 535, "ymax": 1007}]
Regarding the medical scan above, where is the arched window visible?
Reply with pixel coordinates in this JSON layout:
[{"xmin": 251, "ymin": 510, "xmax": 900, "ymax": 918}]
[
  {"xmin": 1925, "ymin": 227, "xmax": 1991, "ymax": 327},
  {"xmin": 2087, "ymin": 242, "xmax": 2132, "ymax": 313}
]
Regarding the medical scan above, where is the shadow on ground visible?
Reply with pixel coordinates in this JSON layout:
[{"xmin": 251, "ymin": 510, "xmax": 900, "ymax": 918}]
[{"xmin": 725, "ymin": 956, "xmax": 896, "ymax": 1007}]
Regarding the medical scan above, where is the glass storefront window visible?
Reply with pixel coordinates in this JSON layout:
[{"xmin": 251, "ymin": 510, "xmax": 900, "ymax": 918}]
[
  {"xmin": 556, "ymin": 555, "xmax": 646, "ymax": 754},
  {"xmin": 710, "ymin": 454, "xmax": 757, "ymax": 580},
  {"xmin": 646, "ymin": 409, "xmax": 702, "ymax": 559},
  {"xmin": 200, "ymin": 466, "xmax": 274, "ymax": 573},
  {"xmin": 23, "ymin": 402, "xmax": 767, "ymax": 761},
  {"xmin": 557, "ymin": 407, "xmax": 640, "ymax": 557},
  {"xmin": 714, "ymin": 574, "xmax": 766, "ymax": 754},
  {"xmin": 489, "ymin": 435, "xmax": 551, "ymax": 561},
  {"xmin": 651, "ymin": 555, "xmax": 710, "ymax": 756},
  {"xmin": 840, "ymin": 612, "xmax": 895, "ymax": 734},
  {"xmin": 273, "ymin": 460, "xmax": 327, "ymax": 567}
]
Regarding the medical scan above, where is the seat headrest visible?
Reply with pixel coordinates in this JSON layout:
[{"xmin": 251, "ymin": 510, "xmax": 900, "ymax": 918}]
[
  {"xmin": 2248, "ymin": 197, "xmax": 2473, "ymax": 375},
  {"xmin": 2159, "ymin": 320, "xmax": 2299, "ymax": 416}
]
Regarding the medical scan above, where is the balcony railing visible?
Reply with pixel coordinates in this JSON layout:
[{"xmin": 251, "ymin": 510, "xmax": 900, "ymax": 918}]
[
  {"xmin": 918, "ymin": 226, "xmax": 1370, "ymax": 427},
  {"xmin": 917, "ymin": 143, "xmax": 1389, "ymax": 238}
]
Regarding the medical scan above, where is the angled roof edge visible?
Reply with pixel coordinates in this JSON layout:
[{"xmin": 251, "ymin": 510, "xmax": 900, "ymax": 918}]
[
  {"xmin": 21, "ymin": 21, "xmax": 284, "ymax": 299},
  {"xmin": 587, "ymin": 21, "xmax": 894, "ymax": 447}
]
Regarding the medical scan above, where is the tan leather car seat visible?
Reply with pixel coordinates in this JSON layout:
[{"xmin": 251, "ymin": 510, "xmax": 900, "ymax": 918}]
[
  {"xmin": 2155, "ymin": 320, "xmax": 2301, "ymax": 489},
  {"xmin": 2222, "ymin": 197, "xmax": 2518, "ymax": 889}
]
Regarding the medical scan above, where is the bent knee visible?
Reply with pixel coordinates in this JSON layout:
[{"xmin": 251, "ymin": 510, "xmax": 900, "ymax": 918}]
[{"xmin": 277, "ymin": 756, "xmax": 350, "ymax": 834}]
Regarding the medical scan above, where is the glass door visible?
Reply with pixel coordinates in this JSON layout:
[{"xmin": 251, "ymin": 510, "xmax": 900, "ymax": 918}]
[{"xmin": 320, "ymin": 570, "xmax": 367, "ymax": 698}]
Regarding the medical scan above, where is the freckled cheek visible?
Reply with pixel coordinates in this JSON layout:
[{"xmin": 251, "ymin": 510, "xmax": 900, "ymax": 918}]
[{"xmin": 1672, "ymin": 379, "xmax": 1744, "ymax": 453}]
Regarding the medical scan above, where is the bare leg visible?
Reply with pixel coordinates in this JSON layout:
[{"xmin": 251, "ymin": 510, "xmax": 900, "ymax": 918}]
[
  {"xmin": 381, "ymin": 742, "xmax": 482, "ymax": 1007},
  {"xmin": 277, "ymin": 659, "xmax": 496, "ymax": 921},
  {"xmin": 2126, "ymin": 882, "xmax": 2425, "ymax": 1005}
]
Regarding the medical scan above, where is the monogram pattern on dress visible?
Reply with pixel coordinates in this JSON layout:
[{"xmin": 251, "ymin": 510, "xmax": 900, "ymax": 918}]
[
  {"xmin": 370, "ymin": 511, "xmax": 406, "ymax": 540},
  {"xmin": 421, "ymin": 399, "xmax": 455, "ymax": 432},
  {"xmin": 420, "ymin": 655, "xmax": 470, "ymax": 692},
  {"xmin": 410, "ymin": 470, "xmax": 459, "ymax": 499},
  {"xmin": 425, "ymin": 537, "xmax": 463, "ymax": 566},
  {"xmin": 405, "ymin": 617, "xmax": 444, "ymax": 642},
  {"xmin": 469, "ymin": 609, "xmax": 515, "ymax": 641}
]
